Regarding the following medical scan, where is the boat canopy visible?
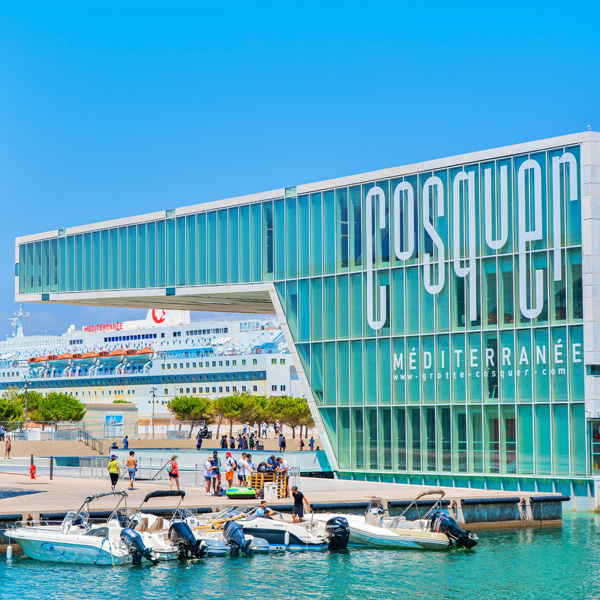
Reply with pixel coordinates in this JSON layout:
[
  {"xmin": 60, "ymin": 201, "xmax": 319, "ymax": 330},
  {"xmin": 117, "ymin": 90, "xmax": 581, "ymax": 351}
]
[
  {"xmin": 142, "ymin": 490, "xmax": 186, "ymax": 503},
  {"xmin": 83, "ymin": 490, "xmax": 129, "ymax": 504}
]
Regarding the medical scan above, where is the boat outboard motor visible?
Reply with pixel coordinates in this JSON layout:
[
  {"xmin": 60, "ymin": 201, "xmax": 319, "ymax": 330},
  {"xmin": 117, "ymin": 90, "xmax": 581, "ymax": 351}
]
[
  {"xmin": 168, "ymin": 521, "xmax": 207, "ymax": 559},
  {"xmin": 120, "ymin": 527, "xmax": 157, "ymax": 565},
  {"xmin": 326, "ymin": 516, "xmax": 350, "ymax": 550},
  {"xmin": 223, "ymin": 520, "xmax": 253, "ymax": 555},
  {"xmin": 430, "ymin": 512, "xmax": 478, "ymax": 549}
]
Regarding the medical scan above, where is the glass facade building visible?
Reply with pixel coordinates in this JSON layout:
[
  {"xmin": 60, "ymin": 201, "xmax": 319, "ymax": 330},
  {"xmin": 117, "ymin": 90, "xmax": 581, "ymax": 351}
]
[{"xmin": 15, "ymin": 132, "xmax": 600, "ymax": 504}]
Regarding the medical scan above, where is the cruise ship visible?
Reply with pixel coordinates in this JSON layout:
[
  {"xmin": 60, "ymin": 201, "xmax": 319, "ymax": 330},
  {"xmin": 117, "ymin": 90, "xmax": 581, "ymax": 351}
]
[{"xmin": 0, "ymin": 306, "xmax": 302, "ymax": 420}]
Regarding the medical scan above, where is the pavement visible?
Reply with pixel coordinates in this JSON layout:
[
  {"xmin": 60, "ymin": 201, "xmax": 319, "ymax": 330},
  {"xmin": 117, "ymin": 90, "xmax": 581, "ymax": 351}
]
[{"xmin": 0, "ymin": 468, "xmax": 555, "ymax": 520}]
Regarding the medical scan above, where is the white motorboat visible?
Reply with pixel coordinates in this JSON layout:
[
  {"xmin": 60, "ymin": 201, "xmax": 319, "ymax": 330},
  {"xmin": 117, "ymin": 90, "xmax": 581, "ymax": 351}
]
[
  {"xmin": 313, "ymin": 491, "xmax": 478, "ymax": 551},
  {"xmin": 4, "ymin": 491, "xmax": 170, "ymax": 565},
  {"xmin": 185, "ymin": 506, "xmax": 349, "ymax": 553}
]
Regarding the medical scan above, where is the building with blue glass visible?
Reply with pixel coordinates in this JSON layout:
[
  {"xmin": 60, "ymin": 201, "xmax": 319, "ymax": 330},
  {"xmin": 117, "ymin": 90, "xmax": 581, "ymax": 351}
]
[{"xmin": 15, "ymin": 132, "xmax": 600, "ymax": 508}]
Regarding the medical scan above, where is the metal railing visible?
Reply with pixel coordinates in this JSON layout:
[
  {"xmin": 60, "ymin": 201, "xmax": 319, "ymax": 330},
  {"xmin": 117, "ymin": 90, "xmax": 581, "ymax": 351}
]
[{"xmin": 77, "ymin": 430, "xmax": 104, "ymax": 455}]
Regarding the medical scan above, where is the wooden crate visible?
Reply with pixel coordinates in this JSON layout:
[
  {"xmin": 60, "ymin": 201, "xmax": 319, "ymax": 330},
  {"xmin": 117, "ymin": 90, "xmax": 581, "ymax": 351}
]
[{"xmin": 249, "ymin": 471, "xmax": 288, "ymax": 499}]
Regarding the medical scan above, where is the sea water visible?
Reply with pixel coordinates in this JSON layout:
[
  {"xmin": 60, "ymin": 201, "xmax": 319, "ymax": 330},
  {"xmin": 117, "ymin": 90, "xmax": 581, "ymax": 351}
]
[{"xmin": 2, "ymin": 514, "xmax": 599, "ymax": 600}]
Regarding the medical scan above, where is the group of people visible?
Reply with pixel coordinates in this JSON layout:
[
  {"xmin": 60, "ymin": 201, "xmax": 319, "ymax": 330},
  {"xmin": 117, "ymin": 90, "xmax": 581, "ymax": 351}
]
[
  {"xmin": 107, "ymin": 451, "xmax": 180, "ymax": 492},
  {"xmin": 203, "ymin": 451, "xmax": 291, "ymax": 496}
]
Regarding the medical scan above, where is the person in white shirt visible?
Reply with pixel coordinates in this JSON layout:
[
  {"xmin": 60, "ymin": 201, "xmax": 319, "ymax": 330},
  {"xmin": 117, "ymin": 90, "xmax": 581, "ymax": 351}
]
[
  {"xmin": 245, "ymin": 454, "xmax": 256, "ymax": 482},
  {"xmin": 224, "ymin": 451, "xmax": 237, "ymax": 489},
  {"xmin": 203, "ymin": 456, "xmax": 214, "ymax": 494},
  {"xmin": 276, "ymin": 457, "xmax": 290, "ymax": 497},
  {"xmin": 238, "ymin": 452, "xmax": 249, "ymax": 487}
]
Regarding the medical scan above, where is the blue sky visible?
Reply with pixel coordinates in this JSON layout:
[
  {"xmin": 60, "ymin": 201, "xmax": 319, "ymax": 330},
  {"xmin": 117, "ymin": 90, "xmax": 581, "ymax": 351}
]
[{"xmin": 1, "ymin": 0, "xmax": 599, "ymax": 337}]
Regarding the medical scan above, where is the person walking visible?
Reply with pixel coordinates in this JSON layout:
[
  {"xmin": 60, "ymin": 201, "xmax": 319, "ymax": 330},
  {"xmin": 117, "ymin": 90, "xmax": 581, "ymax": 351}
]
[
  {"xmin": 125, "ymin": 451, "xmax": 137, "ymax": 490},
  {"xmin": 291, "ymin": 485, "xmax": 311, "ymax": 523},
  {"xmin": 309, "ymin": 436, "xmax": 315, "ymax": 451},
  {"xmin": 211, "ymin": 452, "xmax": 221, "ymax": 495},
  {"xmin": 245, "ymin": 453, "xmax": 256, "ymax": 482},
  {"xmin": 238, "ymin": 452, "xmax": 249, "ymax": 487},
  {"xmin": 280, "ymin": 435, "xmax": 287, "ymax": 453},
  {"xmin": 168, "ymin": 455, "xmax": 180, "ymax": 491},
  {"xmin": 204, "ymin": 454, "xmax": 214, "ymax": 495},
  {"xmin": 196, "ymin": 432, "xmax": 203, "ymax": 451},
  {"xmin": 4, "ymin": 435, "xmax": 11, "ymax": 459},
  {"xmin": 107, "ymin": 454, "xmax": 120, "ymax": 490},
  {"xmin": 122, "ymin": 435, "xmax": 129, "ymax": 450},
  {"xmin": 299, "ymin": 436, "xmax": 304, "ymax": 451},
  {"xmin": 0, "ymin": 425, "xmax": 5, "ymax": 441},
  {"xmin": 224, "ymin": 451, "xmax": 237, "ymax": 489},
  {"xmin": 249, "ymin": 433, "xmax": 255, "ymax": 450}
]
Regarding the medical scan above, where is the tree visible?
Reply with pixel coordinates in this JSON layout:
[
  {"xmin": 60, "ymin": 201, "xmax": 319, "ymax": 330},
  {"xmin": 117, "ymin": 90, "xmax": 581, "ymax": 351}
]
[
  {"xmin": 268, "ymin": 396, "xmax": 313, "ymax": 439},
  {"xmin": 29, "ymin": 393, "xmax": 86, "ymax": 422},
  {"xmin": 209, "ymin": 393, "xmax": 256, "ymax": 437},
  {"xmin": 0, "ymin": 397, "xmax": 24, "ymax": 421},
  {"xmin": 167, "ymin": 396, "xmax": 213, "ymax": 437}
]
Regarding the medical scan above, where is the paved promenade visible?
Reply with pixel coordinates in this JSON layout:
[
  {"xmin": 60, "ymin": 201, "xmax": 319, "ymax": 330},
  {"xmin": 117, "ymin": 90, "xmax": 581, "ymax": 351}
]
[{"xmin": 0, "ymin": 469, "xmax": 559, "ymax": 520}]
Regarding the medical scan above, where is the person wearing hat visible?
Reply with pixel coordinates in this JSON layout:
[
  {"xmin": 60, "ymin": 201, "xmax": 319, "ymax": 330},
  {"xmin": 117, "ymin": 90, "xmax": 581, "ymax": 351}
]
[
  {"xmin": 125, "ymin": 451, "xmax": 137, "ymax": 490},
  {"xmin": 168, "ymin": 455, "xmax": 180, "ymax": 491},
  {"xmin": 224, "ymin": 451, "xmax": 237, "ymax": 489},
  {"xmin": 107, "ymin": 454, "xmax": 120, "ymax": 490}
]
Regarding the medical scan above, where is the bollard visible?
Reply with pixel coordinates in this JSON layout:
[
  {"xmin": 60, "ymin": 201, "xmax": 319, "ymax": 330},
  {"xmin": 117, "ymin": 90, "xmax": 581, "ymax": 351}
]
[
  {"xmin": 49, "ymin": 456, "xmax": 53, "ymax": 480},
  {"xmin": 30, "ymin": 454, "xmax": 34, "ymax": 466},
  {"xmin": 79, "ymin": 460, "xmax": 82, "ymax": 478},
  {"xmin": 195, "ymin": 464, "xmax": 198, "ymax": 487}
]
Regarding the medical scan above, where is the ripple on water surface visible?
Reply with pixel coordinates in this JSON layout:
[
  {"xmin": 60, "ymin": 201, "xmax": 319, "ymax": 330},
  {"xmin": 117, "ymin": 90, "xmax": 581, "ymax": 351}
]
[{"xmin": 2, "ymin": 514, "xmax": 600, "ymax": 600}]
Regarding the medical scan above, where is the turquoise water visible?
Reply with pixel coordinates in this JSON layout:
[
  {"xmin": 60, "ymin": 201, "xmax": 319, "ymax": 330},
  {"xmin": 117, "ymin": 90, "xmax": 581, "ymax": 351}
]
[{"xmin": 2, "ymin": 514, "xmax": 599, "ymax": 599}]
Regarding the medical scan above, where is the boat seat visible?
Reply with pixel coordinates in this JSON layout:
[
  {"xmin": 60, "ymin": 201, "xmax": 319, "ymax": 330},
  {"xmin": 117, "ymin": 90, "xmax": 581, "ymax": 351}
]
[
  {"xmin": 134, "ymin": 518, "xmax": 149, "ymax": 532},
  {"xmin": 148, "ymin": 517, "xmax": 164, "ymax": 531}
]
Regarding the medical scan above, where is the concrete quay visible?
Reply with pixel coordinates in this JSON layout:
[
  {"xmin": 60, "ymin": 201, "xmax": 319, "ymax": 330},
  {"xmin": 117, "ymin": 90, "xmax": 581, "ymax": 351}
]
[{"xmin": 0, "ymin": 469, "xmax": 568, "ymax": 548}]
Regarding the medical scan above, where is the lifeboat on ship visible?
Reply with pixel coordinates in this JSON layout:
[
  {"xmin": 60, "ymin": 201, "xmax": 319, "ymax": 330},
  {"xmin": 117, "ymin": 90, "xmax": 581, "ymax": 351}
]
[
  {"xmin": 98, "ymin": 349, "xmax": 126, "ymax": 365},
  {"xmin": 47, "ymin": 353, "xmax": 72, "ymax": 369},
  {"xmin": 29, "ymin": 355, "xmax": 48, "ymax": 368},
  {"xmin": 72, "ymin": 352, "xmax": 99, "ymax": 367},
  {"xmin": 125, "ymin": 347, "xmax": 154, "ymax": 364}
]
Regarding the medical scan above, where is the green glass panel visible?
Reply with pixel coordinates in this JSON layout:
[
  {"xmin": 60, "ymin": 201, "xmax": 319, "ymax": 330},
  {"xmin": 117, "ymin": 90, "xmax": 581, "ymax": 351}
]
[
  {"xmin": 166, "ymin": 219, "xmax": 175, "ymax": 287},
  {"xmin": 408, "ymin": 407, "xmax": 421, "ymax": 471},
  {"xmin": 336, "ymin": 275, "xmax": 349, "ymax": 339},
  {"xmin": 207, "ymin": 212, "xmax": 217, "ymax": 285},
  {"xmin": 483, "ymin": 332, "xmax": 498, "ymax": 402},
  {"xmin": 262, "ymin": 201, "xmax": 273, "ymax": 281},
  {"xmin": 392, "ymin": 337, "xmax": 406, "ymax": 405},
  {"xmin": 564, "ymin": 145, "xmax": 581, "ymax": 246},
  {"xmin": 570, "ymin": 403, "xmax": 586, "ymax": 476},
  {"xmin": 436, "ymin": 335, "xmax": 451, "ymax": 403},
  {"xmin": 156, "ymin": 220, "xmax": 166, "ymax": 287},
  {"xmin": 311, "ymin": 343, "xmax": 324, "ymax": 406},
  {"xmin": 42, "ymin": 239, "xmax": 50, "ymax": 293},
  {"xmin": 186, "ymin": 216, "xmax": 196, "ymax": 286},
  {"xmin": 18, "ymin": 245, "xmax": 26, "ymax": 294},
  {"xmin": 568, "ymin": 249, "xmax": 583, "ymax": 322},
  {"xmin": 350, "ymin": 341, "xmax": 363, "ymax": 406},
  {"xmin": 250, "ymin": 203, "xmax": 262, "ymax": 282},
  {"xmin": 273, "ymin": 199, "xmax": 285, "ymax": 281},
  {"xmin": 515, "ymin": 329, "xmax": 532, "ymax": 402},
  {"xmin": 391, "ymin": 268, "xmax": 405, "ymax": 336},
  {"xmin": 351, "ymin": 408, "xmax": 364, "ymax": 469},
  {"xmin": 285, "ymin": 280, "xmax": 298, "ymax": 341},
  {"xmin": 217, "ymin": 209, "xmax": 228, "ymax": 284},
  {"xmin": 484, "ymin": 406, "xmax": 500, "ymax": 473},
  {"xmin": 74, "ymin": 235, "xmax": 82, "ymax": 292},
  {"xmin": 323, "ymin": 190, "xmax": 335, "ymax": 275},
  {"xmin": 453, "ymin": 407, "xmax": 467, "ymax": 472},
  {"xmin": 109, "ymin": 229, "xmax": 119, "ymax": 289},
  {"xmin": 335, "ymin": 188, "xmax": 349, "ymax": 272},
  {"xmin": 324, "ymin": 342, "xmax": 336, "ymax": 406},
  {"xmin": 337, "ymin": 408, "xmax": 351, "ymax": 469},
  {"xmin": 319, "ymin": 408, "xmax": 337, "ymax": 460},
  {"xmin": 228, "ymin": 208, "xmax": 239, "ymax": 284},
  {"xmin": 310, "ymin": 193, "xmax": 322, "ymax": 276},
  {"xmin": 569, "ymin": 326, "xmax": 584, "ymax": 401},
  {"xmin": 550, "ymin": 326, "xmax": 568, "ymax": 401},
  {"xmin": 195, "ymin": 214, "xmax": 206, "ymax": 286},
  {"xmin": 127, "ymin": 226, "xmax": 137, "ymax": 289},
  {"xmin": 406, "ymin": 336, "xmax": 420, "ymax": 404},
  {"xmin": 378, "ymin": 338, "xmax": 391, "ymax": 405},
  {"xmin": 137, "ymin": 225, "xmax": 146, "ymax": 288},
  {"xmin": 365, "ymin": 408, "xmax": 378, "ymax": 469},
  {"xmin": 364, "ymin": 340, "xmax": 377, "ymax": 405},
  {"xmin": 405, "ymin": 267, "xmax": 419, "ymax": 334},
  {"xmin": 298, "ymin": 195, "xmax": 310, "ymax": 278},
  {"xmin": 350, "ymin": 273, "xmax": 362, "ymax": 338},
  {"xmin": 421, "ymin": 336, "xmax": 435, "ymax": 404},
  {"xmin": 66, "ymin": 236, "xmax": 75, "ymax": 292},
  {"xmin": 310, "ymin": 278, "xmax": 323, "ymax": 341},
  {"xmin": 501, "ymin": 405, "xmax": 516, "ymax": 474},
  {"xmin": 147, "ymin": 223, "xmax": 156, "ymax": 288},
  {"xmin": 534, "ymin": 404, "xmax": 551, "ymax": 475},
  {"xmin": 337, "ymin": 342, "xmax": 349, "ymax": 406},
  {"xmin": 239, "ymin": 205, "xmax": 251, "ymax": 283},
  {"xmin": 517, "ymin": 404, "xmax": 534, "ymax": 474},
  {"xmin": 297, "ymin": 278, "xmax": 310, "ymax": 343},
  {"xmin": 50, "ymin": 238, "xmax": 58, "ymax": 293},
  {"xmin": 468, "ymin": 406, "xmax": 483, "ymax": 472},
  {"xmin": 422, "ymin": 407, "xmax": 436, "ymax": 471},
  {"xmin": 274, "ymin": 282, "xmax": 285, "ymax": 313},
  {"xmin": 91, "ymin": 231, "xmax": 101, "ymax": 290},
  {"xmin": 393, "ymin": 407, "xmax": 407, "ymax": 470},
  {"xmin": 552, "ymin": 404, "xmax": 569, "ymax": 475},
  {"xmin": 378, "ymin": 407, "xmax": 392, "ymax": 469},
  {"xmin": 438, "ymin": 407, "xmax": 451, "ymax": 472},
  {"xmin": 284, "ymin": 197, "xmax": 297, "ymax": 279},
  {"xmin": 451, "ymin": 334, "xmax": 466, "ymax": 402},
  {"xmin": 323, "ymin": 276, "xmax": 336, "ymax": 340},
  {"xmin": 349, "ymin": 185, "xmax": 362, "ymax": 270},
  {"xmin": 499, "ymin": 330, "xmax": 515, "ymax": 402}
]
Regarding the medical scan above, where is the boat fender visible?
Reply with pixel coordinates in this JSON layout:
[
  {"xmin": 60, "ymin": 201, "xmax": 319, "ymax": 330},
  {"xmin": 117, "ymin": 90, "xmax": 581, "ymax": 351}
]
[
  {"xmin": 6, "ymin": 545, "xmax": 12, "ymax": 559},
  {"xmin": 284, "ymin": 531, "xmax": 290, "ymax": 547}
]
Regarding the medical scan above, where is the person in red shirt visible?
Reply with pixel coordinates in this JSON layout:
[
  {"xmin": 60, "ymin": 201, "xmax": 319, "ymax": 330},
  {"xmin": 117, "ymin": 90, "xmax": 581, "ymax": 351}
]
[{"xmin": 168, "ymin": 455, "xmax": 180, "ymax": 491}]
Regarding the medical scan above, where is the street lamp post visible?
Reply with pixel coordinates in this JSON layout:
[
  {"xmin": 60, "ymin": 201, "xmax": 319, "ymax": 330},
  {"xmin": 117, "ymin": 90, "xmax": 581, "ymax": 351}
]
[
  {"xmin": 22, "ymin": 380, "xmax": 29, "ymax": 432},
  {"xmin": 150, "ymin": 386, "xmax": 157, "ymax": 440}
]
